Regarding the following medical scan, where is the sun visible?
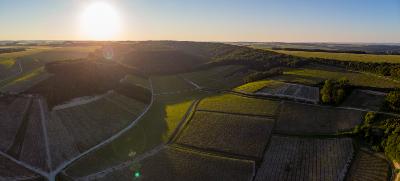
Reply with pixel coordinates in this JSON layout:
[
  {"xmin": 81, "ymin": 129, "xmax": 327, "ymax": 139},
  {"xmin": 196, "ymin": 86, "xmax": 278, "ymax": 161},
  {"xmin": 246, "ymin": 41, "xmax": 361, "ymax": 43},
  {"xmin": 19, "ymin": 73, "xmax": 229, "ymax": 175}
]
[{"xmin": 80, "ymin": 2, "xmax": 121, "ymax": 40}]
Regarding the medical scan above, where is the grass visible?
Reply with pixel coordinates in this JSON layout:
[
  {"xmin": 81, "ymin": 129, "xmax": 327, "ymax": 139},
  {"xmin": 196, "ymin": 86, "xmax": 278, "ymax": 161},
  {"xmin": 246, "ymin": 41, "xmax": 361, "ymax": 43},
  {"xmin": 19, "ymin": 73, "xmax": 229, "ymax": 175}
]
[
  {"xmin": 64, "ymin": 91, "xmax": 212, "ymax": 177},
  {"xmin": 271, "ymin": 49, "xmax": 400, "ymax": 63},
  {"xmin": 283, "ymin": 65, "xmax": 400, "ymax": 88},
  {"xmin": 233, "ymin": 80, "xmax": 280, "ymax": 93},
  {"xmin": 197, "ymin": 93, "xmax": 280, "ymax": 116},
  {"xmin": 0, "ymin": 67, "xmax": 51, "ymax": 93},
  {"xmin": 182, "ymin": 65, "xmax": 249, "ymax": 90},
  {"xmin": 176, "ymin": 111, "xmax": 274, "ymax": 159},
  {"xmin": 121, "ymin": 75, "xmax": 150, "ymax": 89},
  {"xmin": 0, "ymin": 59, "xmax": 15, "ymax": 69},
  {"xmin": 152, "ymin": 75, "xmax": 195, "ymax": 94}
]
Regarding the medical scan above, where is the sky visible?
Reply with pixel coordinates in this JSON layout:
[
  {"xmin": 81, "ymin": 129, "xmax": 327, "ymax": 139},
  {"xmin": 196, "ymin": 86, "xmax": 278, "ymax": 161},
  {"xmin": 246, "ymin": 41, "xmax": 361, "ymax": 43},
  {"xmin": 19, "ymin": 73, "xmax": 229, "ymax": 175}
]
[{"xmin": 0, "ymin": 0, "xmax": 399, "ymax": 42}]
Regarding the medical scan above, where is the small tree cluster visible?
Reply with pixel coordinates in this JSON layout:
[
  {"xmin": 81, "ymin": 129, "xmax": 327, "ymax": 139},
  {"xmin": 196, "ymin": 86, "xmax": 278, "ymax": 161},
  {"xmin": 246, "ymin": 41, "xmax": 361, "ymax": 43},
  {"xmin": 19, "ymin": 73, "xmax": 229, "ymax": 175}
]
[{"xmin": 320, "ymin": 77, "xmax": 349, "ymax": 104}]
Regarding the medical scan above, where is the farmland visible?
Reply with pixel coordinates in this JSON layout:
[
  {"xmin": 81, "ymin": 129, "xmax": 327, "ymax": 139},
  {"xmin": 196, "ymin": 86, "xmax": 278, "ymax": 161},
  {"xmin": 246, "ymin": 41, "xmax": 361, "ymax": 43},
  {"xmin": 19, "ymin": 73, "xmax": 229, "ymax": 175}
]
[
  {"xmin": 276, "ymin": 102, "xmax": 364, "ymax": 134},
  {"xmin": 64, "ymin": 90, "xmax": 212, "ymax": 177},
  {"xmin": 255, "ymin": 136, "xmax": 354, "ymax": 181},
  {"xmin": 271, "ymin": 49, "xmax": 400, "ymax": 63},
  {"xmin": 0, "ymin": 41, "xmax": 398, "ymax": 181},
  {"xmin": 346, "ymin": 150, "xmax": 390, "ymax": 181},
  {"xmin": 0, "ymin": 154, "xmax": 40, "ymax": 180},
  {"xmin": 182, "ymin": 65, "xmax": 250, "ymax": 90},
  {"xmin": 96, "ymin": 147, "xmax": 255, "ymax": 181},
  {"xmin": 283, "ymin": 64, "xmax": 400, "ymax": 88},
  {"xmin": 175, "ymin": 111, "xmax": 274, "ymax": 159},
  {"xmin": 197, "ymin": 93, "xmax": 280, "ymax": 116}
]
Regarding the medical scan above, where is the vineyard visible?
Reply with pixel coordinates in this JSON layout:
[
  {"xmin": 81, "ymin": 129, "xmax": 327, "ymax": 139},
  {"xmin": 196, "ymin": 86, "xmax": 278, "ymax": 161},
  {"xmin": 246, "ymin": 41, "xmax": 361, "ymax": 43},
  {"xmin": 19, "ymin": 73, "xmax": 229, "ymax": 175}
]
[
  {"xmin": 152, "ymin": 75, "xmax": 196, "ymax": 94},
  {"xmin": 175, "ymin": 111, "xmax": 274, "ymax": 160},
  {"xmin": 346, "ymin": 150, "xmax": 390, "ymax": 181},
  {"xmin": 0, "ymin": 154, "xmax": 40, "ymax": 180},
  {"xmin": 341, "ymin": 90, "xmax": 386, "ymax": 111},
  {"xmin": 276, "ymin": 102, "xmax": 364, "ymax": 134},
  {"xmin": 255, "ymin": 81, "xmax": 320, "ymax": 103},
  {"xmin": 54, "ymin": 92, "xmax": 146, "ymax": 152},
  {"xmin": 255, "ymin": 136, "xmax": 354, "ymax": 181},
  {"xmin": 197, "ymin": 93, "xmax": 280, "ymax": 116},
  {"xmin": 95, "ymin": 147, "xmax": 255, "ymax": 181},
  {"xmin": 0, "ymin": 96, "xmax": 31, "ymax": 151}
]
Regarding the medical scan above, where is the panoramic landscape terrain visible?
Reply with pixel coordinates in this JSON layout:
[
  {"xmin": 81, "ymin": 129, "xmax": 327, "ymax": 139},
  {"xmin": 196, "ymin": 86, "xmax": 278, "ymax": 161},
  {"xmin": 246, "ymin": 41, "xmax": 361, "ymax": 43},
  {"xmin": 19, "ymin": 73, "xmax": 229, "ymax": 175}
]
[{"xmin": 1, "ymin": 0, "xmax": 400, "ymax": 181}]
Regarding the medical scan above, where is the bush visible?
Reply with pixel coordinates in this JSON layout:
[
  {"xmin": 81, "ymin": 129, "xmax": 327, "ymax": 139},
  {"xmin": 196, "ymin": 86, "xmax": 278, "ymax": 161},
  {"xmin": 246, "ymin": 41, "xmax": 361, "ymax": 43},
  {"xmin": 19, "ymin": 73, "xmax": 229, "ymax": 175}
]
[{"xmin": 386, "ymin": 91, "xmax": 400, "ymax": 111}]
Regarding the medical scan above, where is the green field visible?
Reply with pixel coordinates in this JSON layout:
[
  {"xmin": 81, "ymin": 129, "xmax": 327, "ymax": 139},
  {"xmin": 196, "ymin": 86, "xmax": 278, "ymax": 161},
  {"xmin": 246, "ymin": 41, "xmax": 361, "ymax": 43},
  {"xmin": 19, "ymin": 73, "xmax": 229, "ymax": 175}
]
[
  {"xmin": 282, "ymin": 65, "xmax": 400, "ymax": 88},
  {"xmin": 233, "ymin": 80, "xmax": 281, "ymax": 93},
  {"xmin": 182, "ymin": 65, "xmax": 250, "ymax": 89},
  {"xmin": 152, "ymin": 75, "xmax": 195, "ymax": 94},
  {"xmin": 0, "ymin": 66, "xmax": 51, "ymax": 93},
  {"xmin": 197, "ymin": 93, "xmax": 280, "ymax": 116},
  {"xmin": 64, "ymin": 90, "xmax": 213, "ymax": 177},
  {"xmin": 271, "ymin": 49, "xmax": 400, "ymax": 63}
]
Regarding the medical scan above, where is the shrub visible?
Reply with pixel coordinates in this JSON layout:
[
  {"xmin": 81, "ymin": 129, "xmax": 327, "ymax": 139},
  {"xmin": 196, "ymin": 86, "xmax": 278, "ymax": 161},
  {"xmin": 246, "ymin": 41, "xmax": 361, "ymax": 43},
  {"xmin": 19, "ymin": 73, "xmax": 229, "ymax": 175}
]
[{"xmin": 385, "ymin": 91, "xmax": 400, "ymax": 111}]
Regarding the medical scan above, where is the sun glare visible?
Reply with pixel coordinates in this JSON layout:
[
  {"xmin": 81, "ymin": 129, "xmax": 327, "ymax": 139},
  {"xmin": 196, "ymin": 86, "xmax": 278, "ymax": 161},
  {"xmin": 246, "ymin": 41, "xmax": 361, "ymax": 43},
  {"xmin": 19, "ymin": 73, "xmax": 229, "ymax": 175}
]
[{"xmin": 80, "ymin": 2, "xmax": 121, "ymax": 40}]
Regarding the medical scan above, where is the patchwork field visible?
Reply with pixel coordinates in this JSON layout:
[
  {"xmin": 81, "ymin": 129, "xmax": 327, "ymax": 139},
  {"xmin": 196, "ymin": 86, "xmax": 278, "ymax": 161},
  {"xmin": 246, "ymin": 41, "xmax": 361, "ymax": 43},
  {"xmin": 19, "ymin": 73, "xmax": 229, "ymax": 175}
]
[
  {"xmin": 255, "ymin": 136, "xmax": 354, "ymax": 181},
  {"xmin": 283, "ymin": 65, "xmax": 400, "ymax": 88},
  {"xmin": 341, "ymin": 90, "xmax": 386, "ymax": 111},
  {"xmin": 64, "ymin": 91, "xmax": 212, "ymax": 177},
  {"xmin": 95, "ymin": 147, "xmax": 255, "ymax": 181},
  {"xmin": 182, "ymin": 65, "xmax": 250, "ymax": 90},
  {"xmin": 276, "ymin": 102, "xmax": 364, "ymax": 134},
  {"xmin": 346, "ymin": 150, "xmax": 390, "ymax": 181},
  {"xmin": 197, "ymin": 94, "xmax": 280, "ymax": 116},
  {"xmin": 175, "ymin": 111, "xmax": 274, "ymax": 160}
]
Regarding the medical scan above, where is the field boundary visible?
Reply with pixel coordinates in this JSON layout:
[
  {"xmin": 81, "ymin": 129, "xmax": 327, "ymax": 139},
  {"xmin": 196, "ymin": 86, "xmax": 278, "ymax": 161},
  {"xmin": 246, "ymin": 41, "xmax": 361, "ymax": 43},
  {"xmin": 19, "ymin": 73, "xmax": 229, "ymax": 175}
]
[
  {"xmin": 196, "ymin": 109, "xmax": 276, "ymax": 120},
  {"xmin": 167, "ymin": 100, "xmax": 200, "ymax": 144}
]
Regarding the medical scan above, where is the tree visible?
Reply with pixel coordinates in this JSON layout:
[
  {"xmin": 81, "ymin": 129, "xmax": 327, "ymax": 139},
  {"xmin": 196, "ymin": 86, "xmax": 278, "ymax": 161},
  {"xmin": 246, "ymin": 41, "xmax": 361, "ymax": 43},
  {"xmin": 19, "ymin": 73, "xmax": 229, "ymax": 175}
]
[
  {"xmin": 334, "ymin": 88, "xmax": 345, "ymax": 104},
  {"xmin": 321, "ymin": 80, "xmax": 333, "ymax": 103}
]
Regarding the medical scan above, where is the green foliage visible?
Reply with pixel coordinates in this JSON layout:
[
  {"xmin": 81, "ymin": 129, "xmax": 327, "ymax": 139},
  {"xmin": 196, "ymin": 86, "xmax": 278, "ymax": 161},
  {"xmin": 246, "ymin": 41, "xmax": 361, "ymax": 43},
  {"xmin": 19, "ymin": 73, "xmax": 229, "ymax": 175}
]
[
  {"xmin": 385, "ymin": 91, "xmax": 400, "ymax": 111},
  {"xmin": 320, "ymin": 78, "xmax": 348, "ymax": 104},
  {"xmin": 385, "ymin": 133, "xmax": 400, "ymax": 161}
]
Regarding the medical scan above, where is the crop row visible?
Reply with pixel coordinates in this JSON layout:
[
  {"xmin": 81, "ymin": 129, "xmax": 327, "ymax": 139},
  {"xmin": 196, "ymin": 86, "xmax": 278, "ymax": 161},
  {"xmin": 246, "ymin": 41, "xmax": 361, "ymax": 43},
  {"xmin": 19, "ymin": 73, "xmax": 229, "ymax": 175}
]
[{"xmin": 255, "ymin": 136, "xmax": 354, "ymax": 181}]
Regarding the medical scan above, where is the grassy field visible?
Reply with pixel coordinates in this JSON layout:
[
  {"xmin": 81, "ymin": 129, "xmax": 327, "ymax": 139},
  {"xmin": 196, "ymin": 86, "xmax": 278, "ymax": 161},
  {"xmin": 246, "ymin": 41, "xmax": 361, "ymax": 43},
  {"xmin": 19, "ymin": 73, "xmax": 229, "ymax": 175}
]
[
  {"xmin": 64, "ymin": 91, "xmax": 212, "ymax": 177},
  {"xmin": 182, "ymin": 65, "xmax": 250, "ymax": 90},
  {"xmin": 276, "ymin": 102, "xmax": 364, "ymax": 134},
  {"xmin": 270, "ymin": 49, "xmax": 400, "ymax": 63},
  {"xmin": 197, "ymin": 93, "xmax": 280, "ymax": 116},
  {"xmin": 96, "ymin": 147, "xmax": 255, "ymax": 181},
  {"xmin": 175, "ymin": 111, "xmax": 274, "ymax": 159},
  {"xmin": 283, "ymin": 65, "xmax": 400, "ymax": 88},
  {"xmin": 121, "ymin": 75, "xmax": 150, "ymax": 89},
  {"xmin": 152, "ymin": 75, "xmax": 195, "ymax": 94},
  {"xmin": 233, "ymin": 80, "xmax": 279, "ymax": 93},
  {"xmin": 0, "ymin": 66, "xmax": 52, "ymax": 93}
]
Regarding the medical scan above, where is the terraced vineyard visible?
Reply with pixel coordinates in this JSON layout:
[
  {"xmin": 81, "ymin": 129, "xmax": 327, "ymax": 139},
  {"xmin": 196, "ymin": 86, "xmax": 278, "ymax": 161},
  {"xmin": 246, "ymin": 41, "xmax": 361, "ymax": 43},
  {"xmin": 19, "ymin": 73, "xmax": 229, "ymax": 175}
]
[
  {"xmin": 276, "ymin": 102, "xmax": 364, "ymax": 134},
  {"xmin": 256, "ymin": 136, "xmax": 354, "ymax": 181},
  {"xmin": 175, "ymin": 111, "xmax": 274, "ymax": 160},
  {"xmin": 346, "ymin": 150, "xmax": 390, "ymax": 181}
]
